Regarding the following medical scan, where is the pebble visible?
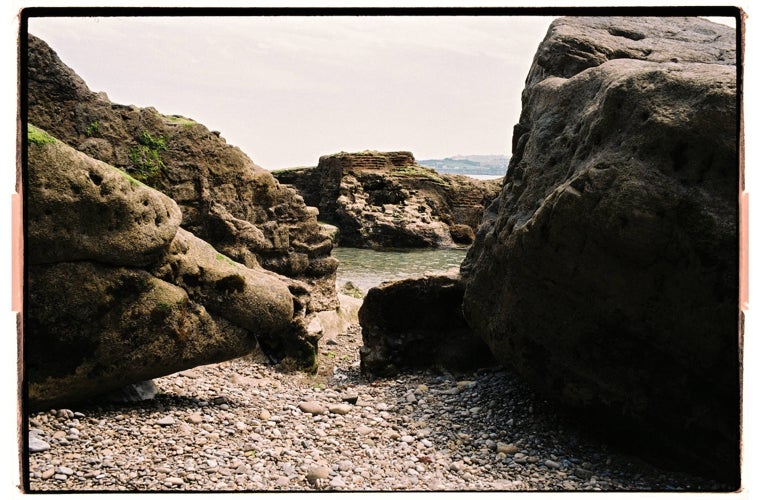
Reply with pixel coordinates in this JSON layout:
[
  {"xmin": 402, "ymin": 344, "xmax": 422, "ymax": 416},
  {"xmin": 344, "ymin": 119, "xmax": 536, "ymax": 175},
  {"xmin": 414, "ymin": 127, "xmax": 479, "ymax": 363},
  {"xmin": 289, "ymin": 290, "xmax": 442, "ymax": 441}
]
[
  {"xmin": 276, "ymin": 477, "xmax": 290, "ymax": 487},
  {"xmin": 306, "ymin": 466, "xmax": 331, "ymax": 485},
  {"xmin": 25, "ymin": 323, "xmax": 725, "ymax": 492},
  {"xmin": 330, "ymin": 476, "xmax": 347, "ymax": 488},
  {"xmin": 29, "ymin": 435, "xmax": 50, "ymax": 453},
  {"xmin": 328, "ymin": 404, "xmax": 352, "ymax": 415},
  {"xmin": 497, "ymin": 443, "xmax": 519, "ymax": 455},
  {"xmin": 298, "ymin": 401, "xmax": 326, "ymax": 415},
  {"xmin": 341, "ymin": 394, "xmax": 359, "ymax": 405},
  {"xmin": 156, "ymin": 416, "xmax": 175, "ymax": 426}
]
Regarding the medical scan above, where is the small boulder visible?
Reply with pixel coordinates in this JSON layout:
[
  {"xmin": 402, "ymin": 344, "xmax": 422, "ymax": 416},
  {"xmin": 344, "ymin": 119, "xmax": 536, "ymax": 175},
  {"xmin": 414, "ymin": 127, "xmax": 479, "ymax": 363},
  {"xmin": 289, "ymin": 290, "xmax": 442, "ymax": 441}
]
[{"xmin": 359, "ymin": 273, "xmax": 495, "ymax": 377}]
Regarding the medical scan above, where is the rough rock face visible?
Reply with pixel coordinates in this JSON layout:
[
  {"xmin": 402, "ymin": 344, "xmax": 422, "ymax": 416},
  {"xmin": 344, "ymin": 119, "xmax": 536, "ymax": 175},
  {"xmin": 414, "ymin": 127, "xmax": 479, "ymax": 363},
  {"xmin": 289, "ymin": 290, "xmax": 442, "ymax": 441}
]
[
  {"xmin": 27, "ymin": 33, "xmax": 338, "ymax": 313},
  {"xmin": 26, "ymin": 128, "xmax": 317, "ymax": 410},
  {"xmin": 461, "ymin": 17, "xmax": 739, "ymax": 482},
  {"xmin": 358, "ymin": 273, "xmax": 495, "ymax": 376},
  {"xmin": 274, "ymin": 151, "xmax": 501, "ymax": 248}
]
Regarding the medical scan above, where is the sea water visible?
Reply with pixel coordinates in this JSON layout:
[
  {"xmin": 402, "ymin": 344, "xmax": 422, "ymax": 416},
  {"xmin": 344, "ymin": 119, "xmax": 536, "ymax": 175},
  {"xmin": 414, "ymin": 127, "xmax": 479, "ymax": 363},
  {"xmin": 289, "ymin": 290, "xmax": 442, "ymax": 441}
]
[{"xmin": 332, "ymin": 246, "xmax": 468, "ymax": 294}]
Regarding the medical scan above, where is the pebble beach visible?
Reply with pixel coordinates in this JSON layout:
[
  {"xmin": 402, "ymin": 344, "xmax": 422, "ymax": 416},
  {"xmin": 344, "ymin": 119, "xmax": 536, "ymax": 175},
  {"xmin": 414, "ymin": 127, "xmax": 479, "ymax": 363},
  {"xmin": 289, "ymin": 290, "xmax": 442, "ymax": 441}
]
[{"xmin": 26, "ymin": 323, "xmax": 728, "ymax": 492}]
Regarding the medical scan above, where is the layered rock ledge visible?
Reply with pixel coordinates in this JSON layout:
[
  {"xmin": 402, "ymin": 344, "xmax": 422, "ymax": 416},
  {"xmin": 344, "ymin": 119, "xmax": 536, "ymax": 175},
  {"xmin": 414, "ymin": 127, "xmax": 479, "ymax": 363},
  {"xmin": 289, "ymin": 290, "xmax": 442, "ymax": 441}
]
[{"xmin": 274, "ymin": 151, "xmax": 501, "ymax": 248}]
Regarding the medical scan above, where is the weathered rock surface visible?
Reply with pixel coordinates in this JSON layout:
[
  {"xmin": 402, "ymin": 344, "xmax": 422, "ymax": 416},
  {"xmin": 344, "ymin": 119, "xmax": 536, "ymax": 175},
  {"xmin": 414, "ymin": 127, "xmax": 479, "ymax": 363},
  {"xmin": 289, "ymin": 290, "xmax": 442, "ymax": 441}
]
[
  {"xmin": 461, "ymin": 17, "xmax": 739, "ymax": 483},
  {"xmin": 26, "ymin": 128, "xmax": 183, "ymax": 266},
  {"xmin": 26, "ymin": 129, "xmax": 310, "ymax": 410},
  {"xmin": 27, "ymin": 33, "xmax": 337, "ymax": 313},
  {"xmin": 359, "ymin": 273, "xmax": 495, "ymax": 376},
  {"xmin": 274, "ymin": 151, "xmax": 501, "ymax": 248}
]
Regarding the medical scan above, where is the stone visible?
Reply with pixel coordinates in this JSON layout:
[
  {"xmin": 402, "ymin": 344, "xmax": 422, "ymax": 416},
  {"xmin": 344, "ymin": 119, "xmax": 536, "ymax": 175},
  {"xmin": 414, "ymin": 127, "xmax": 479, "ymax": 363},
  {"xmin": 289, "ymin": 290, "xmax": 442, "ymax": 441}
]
[
  {"xmin": 29, "ymin": 435, "xmax": 50, "ymax": 453},
  {"xmin": 330, "ymin": 476, "xmax": 347, "ymax": 488},
  {"xmin": 496, "ymin": 443, "xmax": 519, "ymax": 455},
  {"xmin": 461, "ymin": 16, "xmax": 739, "ymax": 485},
  {"xmin": 166, "ymin": 477, "xmax": 184, "ymax": 486},
  {"xmin": 298, "ymin": 401, "xmax": 326, "ymax": 415},
  {"xmin": 359, "ymin": 274, "xmax": 495, "ymax": 377},
  {"xmin": 156, "ymin": 416, "xmax": 176, "ymax": 426},
  {"xmin": 327, "ymin": 404, "xmax": 352, "ymax": 415},
  {"xmin": 341, "ymin": 393, "xmax": 359, "ymax": 405},
  {"xmin": 188, "ymin": 413, "xmax": 203, "ymax": 424},
  {"xmin": 306, "ymin": 466, "xmax": 331, "ymax": 485},
  {"xmin": 41, "ymin": 468, "xmax": 55, "ymax": 479},
  {"xmin": 258, "ymin": 409, "xmax": 272, "ymax": 421},
  {"xmin": 102, "ymin": 380, "xmax": 157, "ymax": 403},
  {"xmin": 274, "ymin": 150, "xmax": 501, "ymax": 249},
  {"xmin": 356, "ymin": 425, "xmax": 373, "ymax": 436}
]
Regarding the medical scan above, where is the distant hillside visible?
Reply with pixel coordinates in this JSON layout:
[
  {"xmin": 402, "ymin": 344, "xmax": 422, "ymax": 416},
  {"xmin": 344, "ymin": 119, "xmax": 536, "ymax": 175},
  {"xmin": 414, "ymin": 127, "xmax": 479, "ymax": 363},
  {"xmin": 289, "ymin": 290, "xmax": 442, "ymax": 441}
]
[{"xmin": 419, "ymin": 155, "xmax": 509, "ymax": 177}]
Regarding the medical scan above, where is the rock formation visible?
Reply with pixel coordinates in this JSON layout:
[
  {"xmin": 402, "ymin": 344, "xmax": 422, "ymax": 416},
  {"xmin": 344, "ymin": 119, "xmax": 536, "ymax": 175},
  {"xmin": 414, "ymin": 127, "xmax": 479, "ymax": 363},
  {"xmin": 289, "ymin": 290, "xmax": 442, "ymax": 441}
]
[
  {"xmin": 26, "ymin": 129, "xmax": 315, "ymax": 410},
  {"xmin": 358, "ymin": 273, "xmax": 495, "ymax": 376},
  {"xmin": 461, "ymin": 17, "xmax": 739, "ymax": 483},
  {"xmin": 274, "ymin": 151, "xmax": 501, "ymax": 248},
  {"xmin": 27, "ymin": 33, "xmax": 338, "ymax": 313}
]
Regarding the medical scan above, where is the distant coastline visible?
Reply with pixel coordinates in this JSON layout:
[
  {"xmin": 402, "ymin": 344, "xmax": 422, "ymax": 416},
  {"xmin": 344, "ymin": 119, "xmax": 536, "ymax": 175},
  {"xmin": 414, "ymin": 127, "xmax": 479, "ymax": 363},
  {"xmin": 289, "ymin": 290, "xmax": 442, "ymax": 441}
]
[
  {"xmin": 271, "ymin": 154, "xmax": 509, "ymax": 180},
  {"xmin": 418, "ymin": 154, "xmax": 509, "ymax": 177}
]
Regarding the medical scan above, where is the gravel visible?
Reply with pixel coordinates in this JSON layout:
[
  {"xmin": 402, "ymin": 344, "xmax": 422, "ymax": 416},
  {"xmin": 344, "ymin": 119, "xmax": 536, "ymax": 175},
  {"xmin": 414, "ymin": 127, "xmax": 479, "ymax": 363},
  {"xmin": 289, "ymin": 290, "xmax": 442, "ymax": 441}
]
[{"xmin": 27, "ymin": 324, "xmax": 729, "ymax": 492}]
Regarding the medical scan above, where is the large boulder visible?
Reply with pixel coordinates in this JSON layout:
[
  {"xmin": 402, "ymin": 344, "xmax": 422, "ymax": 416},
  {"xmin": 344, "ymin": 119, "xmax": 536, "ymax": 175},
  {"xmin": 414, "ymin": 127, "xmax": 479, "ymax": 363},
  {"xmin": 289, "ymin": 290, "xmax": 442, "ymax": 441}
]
[
  {"xmin": 26, "ymin": 125, "xmax": 183, "ymax": 266},
  {"xmin": 25, "ymin": 128, "xmax": 310, "ymax": 410},
  {"xmin": 27, "ymin": 33, "xmax": 338, "ymax": 313},
  {"xmin": 359, "ymin": 273, "xmax": 495, "ymax": 376},
  {"xmin": 461, "ymin": 17, "xmax": 739, "ymax": 483},
  {"xmin": 274, "ymin": 151, "xmax": 501, "ymax": 248}
]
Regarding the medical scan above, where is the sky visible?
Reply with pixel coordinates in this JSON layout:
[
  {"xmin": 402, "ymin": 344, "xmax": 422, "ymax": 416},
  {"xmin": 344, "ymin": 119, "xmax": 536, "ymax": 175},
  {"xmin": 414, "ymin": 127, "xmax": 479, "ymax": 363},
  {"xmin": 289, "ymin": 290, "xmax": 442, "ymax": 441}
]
[{"xmin": 27, "ymin": 15, "xmax": 555, "ymax": 169}]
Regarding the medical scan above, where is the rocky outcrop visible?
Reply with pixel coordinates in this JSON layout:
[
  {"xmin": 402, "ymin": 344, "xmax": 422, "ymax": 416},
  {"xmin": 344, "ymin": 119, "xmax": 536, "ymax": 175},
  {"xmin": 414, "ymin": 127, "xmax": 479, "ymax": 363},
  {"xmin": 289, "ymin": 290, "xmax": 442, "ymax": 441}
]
[
  {"xmin": 26, "ymin": 127, "xmax": 318, "ymax": 410},
  {"xmin": 461, "ymin": 17, "xmax": 739, "ymax": 483},
  {"xmin": 274, "ymin": 151, "xmax": 501, "ymax": 248},
  {"xmin": 27, "ymin": 33, "xmax": 338, "ymax": 313},
  {"xmin": 359, "ymin": 273, "xmax": 495, "ymax": 376}
]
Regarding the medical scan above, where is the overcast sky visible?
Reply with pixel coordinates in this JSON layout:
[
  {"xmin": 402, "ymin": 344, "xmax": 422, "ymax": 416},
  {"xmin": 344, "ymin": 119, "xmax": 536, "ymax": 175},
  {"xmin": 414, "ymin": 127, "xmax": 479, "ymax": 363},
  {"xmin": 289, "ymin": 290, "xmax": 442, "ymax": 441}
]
[{"xmin": 28, "ymin": 15, "xmax": 555, "ymax": 169}]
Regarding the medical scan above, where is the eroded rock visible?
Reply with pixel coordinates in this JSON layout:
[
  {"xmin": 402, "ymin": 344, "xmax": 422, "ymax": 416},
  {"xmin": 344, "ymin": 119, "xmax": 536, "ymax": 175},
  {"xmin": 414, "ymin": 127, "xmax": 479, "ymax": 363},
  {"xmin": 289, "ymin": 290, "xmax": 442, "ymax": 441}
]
[
  {"xmin": 26, "ymin": 129, "xmax": 182, "ymax": 267},
  {"xmin": 461, "ymin": 16, "xmax": 739, "ymax": 483},
  {"xmin": 359, "ymin": 273, "xmax": 495, "ymax": 376},
  {"xmin": 27, "ymin": 33, "xmax": 338, "ymax": 313},
  {"xmin": 274, "ymin": 151, "xmax": 501, "ymax": 248},
  {"xmin": 25, "ymin": 130, "xmax": 305, "ymax": 410}
]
